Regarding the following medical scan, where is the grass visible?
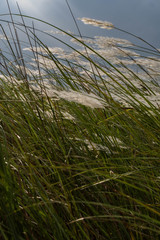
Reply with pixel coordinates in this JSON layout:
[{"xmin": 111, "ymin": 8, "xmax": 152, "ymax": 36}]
[{"xmin": 0, "ymin": 3, "xmax": 160, "ymax": 239}]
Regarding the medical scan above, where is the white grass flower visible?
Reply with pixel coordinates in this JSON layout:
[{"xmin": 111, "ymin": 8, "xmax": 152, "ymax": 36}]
[
  {"xmin": 15, "ymin": 65, "xmax": 43, "ymax": 77},
  {"xmin": 33, "ymin": 57, "xmax": 60, "ymax": 71},
  {"xmin": 79, "ymin": 18, "xmax": 114, "ymax": 30},
  {"xmin": 61, "ymin": 111, "xmax": 75, "ymax": 120},
  {"xmin": 136, "ymin": 57, "xmax": 160, "ymax": 72},
  {"xmin": 71, "ymin": 37, "xmax": 95, "ymax": 46},
  {"xmin": 23, "ymin": 46, "xmax": 65, "ymax": 56},
  {"xmin": 44, "ymin": 29, "xmax": 75, "ymax": 36},
  {"xmin": 46, "ymin": 89, "xmax": 107, "ymax": 109},
  {"xmin": 73, "ymin": 136, "xmax": 127, "ymax": 152},
  {"xmin": 0, "ymin": 34, "xmax": 7, "ymax": 40},
  {"xmin": 94, "ymin": 36, "xmax": 133, "ymax": 47}
]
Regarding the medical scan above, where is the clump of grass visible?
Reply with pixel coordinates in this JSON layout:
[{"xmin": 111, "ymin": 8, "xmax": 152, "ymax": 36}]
[{"xmin": 0, "ymin": 4, "xmax": 160, "ymax": 240}]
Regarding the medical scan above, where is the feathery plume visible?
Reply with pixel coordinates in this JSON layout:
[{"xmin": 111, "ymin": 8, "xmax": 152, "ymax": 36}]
[{"xmin": 79, "ymin": 17, "xmax": 114, "ymax": 30}]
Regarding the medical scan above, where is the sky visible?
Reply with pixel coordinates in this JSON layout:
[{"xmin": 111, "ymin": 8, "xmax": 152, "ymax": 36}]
[{"xmin": 0, "ymin": 0, "xmax": 160, "ymax": 48}]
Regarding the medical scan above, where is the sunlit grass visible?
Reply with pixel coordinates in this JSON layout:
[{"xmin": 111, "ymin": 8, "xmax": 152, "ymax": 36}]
[{"xmin": 0, "ymin": 4, "xmax": 160, "ymax": 240}]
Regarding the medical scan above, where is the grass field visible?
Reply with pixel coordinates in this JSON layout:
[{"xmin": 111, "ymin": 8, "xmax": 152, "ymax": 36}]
[{"xmin": 0, "ymin": 4, "xmax": 160, "ymax": 239}]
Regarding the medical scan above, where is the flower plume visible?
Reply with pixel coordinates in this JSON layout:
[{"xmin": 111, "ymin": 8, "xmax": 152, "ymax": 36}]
[{"xmin": 79, "ymin": 17, "xmax": 114, "ymax": 30}]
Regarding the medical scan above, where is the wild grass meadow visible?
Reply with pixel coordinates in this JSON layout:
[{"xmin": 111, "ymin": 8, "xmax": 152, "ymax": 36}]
[{"xmin": 0, "ymin": 1, "xmax": 160, "ymax": 239}]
